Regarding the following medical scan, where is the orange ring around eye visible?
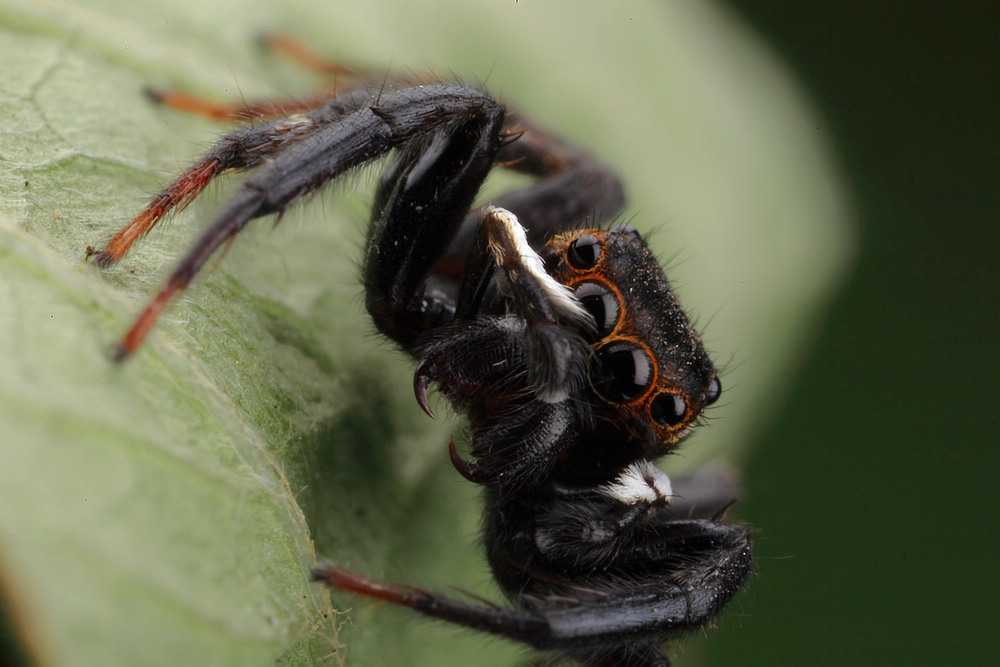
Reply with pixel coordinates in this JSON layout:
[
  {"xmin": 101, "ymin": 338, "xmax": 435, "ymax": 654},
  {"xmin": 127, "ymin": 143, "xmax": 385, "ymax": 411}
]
[{"xmin": 588, "ymin": 339, "xmax": 657, "ymax": 405}]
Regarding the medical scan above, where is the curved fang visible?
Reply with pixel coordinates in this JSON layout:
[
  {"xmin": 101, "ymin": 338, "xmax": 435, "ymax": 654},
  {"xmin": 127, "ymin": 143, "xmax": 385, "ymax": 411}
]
[
  {"xmin": 413, "ymin": 360, "xmax": 436, "ymax": 419},
  {"xmin": 448, "ymin": 437, "xmax": 488, "ymax": 485}
]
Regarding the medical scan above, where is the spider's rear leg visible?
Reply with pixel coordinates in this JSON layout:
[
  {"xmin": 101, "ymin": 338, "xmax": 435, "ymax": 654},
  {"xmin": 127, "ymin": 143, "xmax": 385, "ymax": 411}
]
[
  {"xmin": 257, "ymin": 32, "xmax": 367, "ymax": 78},
  {"xmin": 145, "ymin": 33, "xmax": 422, "ymax": 123},
  {"xmin": 312, "ymin": 519, "xmax": 751, "ymax": 663},
  {"xmin": 144, "ymin": 33, "xmax": 367, "ymax": 122},
  {"xmin": 311, "ymin": 565, "xmax": 551, "ymax": 639},
  {"xmin": 142, "ymin": 86, "xmax": 345, "ymax": 123}
]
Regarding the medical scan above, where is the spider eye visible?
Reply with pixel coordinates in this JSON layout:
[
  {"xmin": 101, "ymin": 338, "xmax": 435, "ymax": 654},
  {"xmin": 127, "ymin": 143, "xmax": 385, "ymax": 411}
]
[
  {"xmin": 703, "ymin": 376, "xmax": 722, "ymax": 406},
  {"xmin": 609, "ymin": 223, "xmax": 640, "ymax": 240},
  {"xmin": 567, "ymin": 234, "xmax": 602, "ymax": 270},
  {"xmin": 573, "ymin": 282, "xmax": 619, "ymax": 334},
  {"xmin": 590, "ymin": 343, "xmax": 653, "ymax": 403},
  {"xmin": 650, "ymin": 392, "xmax": 688, "ymax": 427}
]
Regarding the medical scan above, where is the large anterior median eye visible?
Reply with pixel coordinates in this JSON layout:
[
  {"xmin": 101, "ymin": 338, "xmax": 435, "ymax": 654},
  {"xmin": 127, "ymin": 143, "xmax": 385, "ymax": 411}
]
[
  {"xmin": 573, "ymin": 282, "xmax": 619, "ymax": 334},
  {"xmin": 590, "ymin": 342, "xmax": 653, "ymax": 403}
]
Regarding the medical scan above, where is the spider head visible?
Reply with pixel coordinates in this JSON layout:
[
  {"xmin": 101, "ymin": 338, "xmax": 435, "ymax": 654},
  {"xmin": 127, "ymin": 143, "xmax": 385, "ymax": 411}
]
[{"xmin": 543, "ymin": 226, "xmax": 721, "ymax": 454}]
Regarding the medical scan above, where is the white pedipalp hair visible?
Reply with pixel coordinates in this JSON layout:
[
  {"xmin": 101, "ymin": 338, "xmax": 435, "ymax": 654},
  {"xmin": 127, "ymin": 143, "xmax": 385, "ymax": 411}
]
[
  {"xmin": 599, "ymin": 460, "xmax": 673, "ymax": 505},
  {"xmin": 482, "ymin": 205, "xmax": 592, "ymax": 326}
]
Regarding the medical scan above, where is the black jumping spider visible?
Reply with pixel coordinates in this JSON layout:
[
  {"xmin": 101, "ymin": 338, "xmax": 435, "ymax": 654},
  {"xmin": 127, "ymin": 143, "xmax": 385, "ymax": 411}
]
[{"xmin": 94, "ymin": 35, "xmax": 751, "ymax": 667}]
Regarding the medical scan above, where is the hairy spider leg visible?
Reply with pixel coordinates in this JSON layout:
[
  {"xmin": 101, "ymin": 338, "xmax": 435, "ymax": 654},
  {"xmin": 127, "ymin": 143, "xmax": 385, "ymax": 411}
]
[
  {"xmin": 149, "ymin": 31, "xmax": 626, "ymax": 234},
  {"xmin": 257, "ymin": 31, "xmax": 367, "ymax": 78},
  {"xmin": 143, "ymin": 33, "xmax": 410, "ymax": 123},
  {"xmin": 310, "ymin": 565, "xmax": 548, "ymax": 637},
  {"xmin": 102, "ymin": 79, "xmax": 623, "ymax": 361},
  {"xmin": 358, "ymin": 91, "xmax": 505, "ymax": 349},
  {"xmin": 141, "ymin": 86, "xmax": 347, "ymax": 123},
  {"xmin": 312, "ymin": 518, "xmax": 750, "ymax": 666},
  {"xmin": 89, "ymin": 156, "xmax": 222, "ymax": 267},
  {"xmin": 144, "ymin": 33, "xmax": 366, "ymax": 122},
  {"xmin": 114, "ymin": 32, "xmax": 623, "ymax": 282},
  {"xmin": 92, "ymin": 87, "xmax": 383, "ymax": 268},
  {"xmin": 259, "ymin": 32, "xmax": 626, "ymax": 238},
  {"xmin": 110, "ymin": 85, "xmax": 503, "ymax": 361}
]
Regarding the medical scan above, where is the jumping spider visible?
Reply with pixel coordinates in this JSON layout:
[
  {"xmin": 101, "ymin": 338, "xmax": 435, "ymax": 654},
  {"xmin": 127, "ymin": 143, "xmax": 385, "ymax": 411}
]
[{"xmin": 93, "ymin": 35, "xmax": 752, "ymax": 667}]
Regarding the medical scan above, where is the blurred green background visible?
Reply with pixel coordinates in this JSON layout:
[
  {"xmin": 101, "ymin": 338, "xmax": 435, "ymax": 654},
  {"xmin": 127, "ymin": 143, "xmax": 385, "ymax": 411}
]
[{"xmin": 707, "ymin": 2, "xmax": 998, "ymax": 665}]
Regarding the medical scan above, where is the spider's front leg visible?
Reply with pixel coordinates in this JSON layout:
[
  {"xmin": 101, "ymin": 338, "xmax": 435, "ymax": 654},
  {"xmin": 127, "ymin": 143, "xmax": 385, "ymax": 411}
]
[
  {"xmin": 359, "ymin": 95, "xmax": 505, "ymax": 349},
  {"xmin": 106, "ymin": 84, "xmax": 504, "ymax": 360}
]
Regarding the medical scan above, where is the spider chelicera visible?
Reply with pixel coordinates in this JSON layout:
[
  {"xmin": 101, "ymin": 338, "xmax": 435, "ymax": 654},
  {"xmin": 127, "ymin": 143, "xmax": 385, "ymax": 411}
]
[{"xmin": 93, "ymin": 35, "xmax": 752, "ymax": 667}]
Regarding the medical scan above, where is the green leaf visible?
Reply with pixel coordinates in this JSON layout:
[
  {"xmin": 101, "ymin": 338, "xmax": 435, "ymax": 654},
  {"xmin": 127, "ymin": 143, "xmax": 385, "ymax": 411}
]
[{"xmin": 0, "ymin": 1, "xmax": 852, "ymax": 665}]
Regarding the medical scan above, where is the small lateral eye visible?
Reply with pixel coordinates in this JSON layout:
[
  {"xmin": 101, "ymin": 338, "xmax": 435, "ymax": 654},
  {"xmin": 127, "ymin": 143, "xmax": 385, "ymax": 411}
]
[
  {"xmin": 609, "ymin": 223, "xmax": 640, "ymax": 240},
  {"xmin": 650, "ymin": 392, "xmax": 688, "ymax": 427},
  {"xmin": 703, "ymin": 376, "xmax": 722, "ymax": 406},
  {"xmin": 590, "ymin": 343, "xmax": 653, "ymax": 403},
  {"xmin": 566, "ymin": 234, "xmax": 602, "ymax": 270},
  {"xmin": 573, "ymin": 282, "xmax": 620, "ymax": 334}
]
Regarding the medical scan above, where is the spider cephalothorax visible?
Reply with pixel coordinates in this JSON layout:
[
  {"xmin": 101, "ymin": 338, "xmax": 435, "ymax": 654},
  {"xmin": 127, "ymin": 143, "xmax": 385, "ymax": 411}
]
[
  {"xmin": 94, "ymin": 35, "xmax": 751, "ymax": 667},
  {"xmin": 543, "ymin": 227, "xmax": 722, "ymax": 445}
]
